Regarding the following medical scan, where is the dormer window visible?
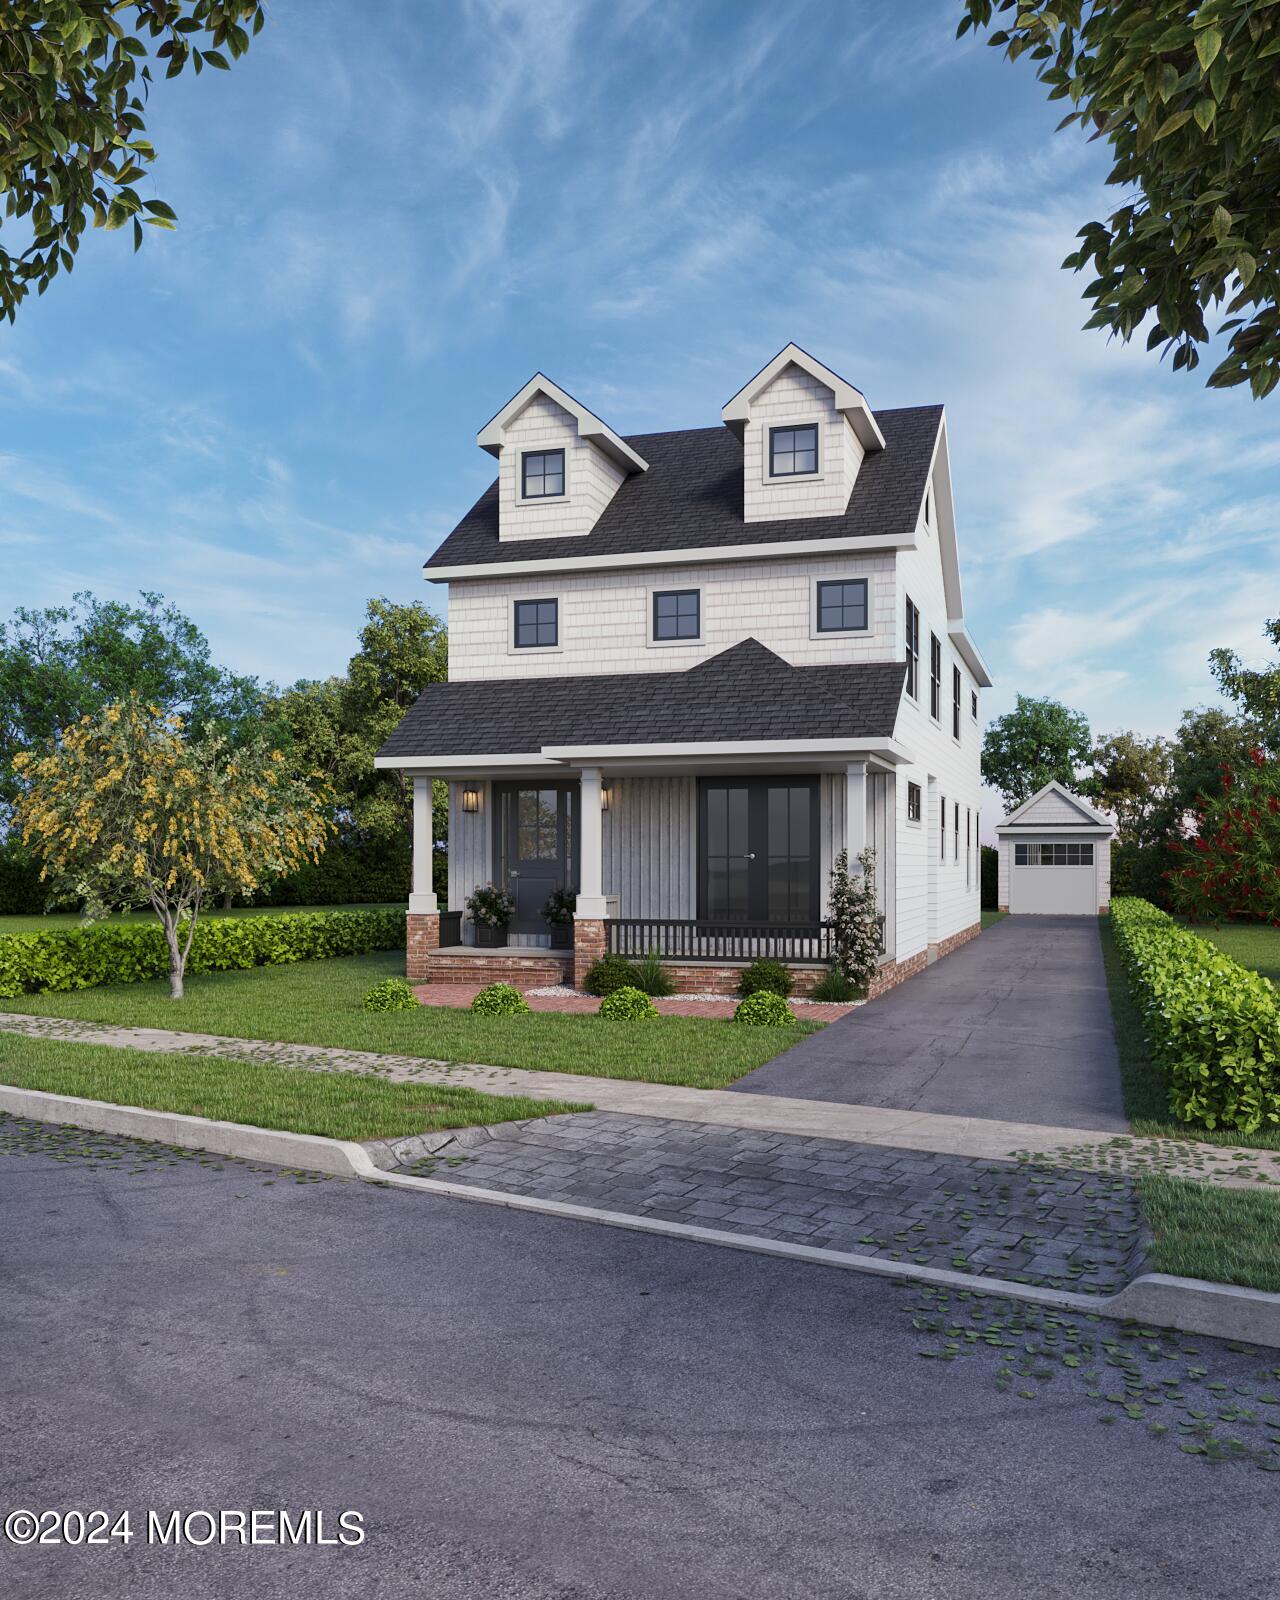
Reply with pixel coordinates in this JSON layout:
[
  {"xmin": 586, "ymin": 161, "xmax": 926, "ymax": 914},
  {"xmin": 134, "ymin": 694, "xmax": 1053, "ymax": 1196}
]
[
  {"xmin": 769, "ymin": 424, "xmax": 818, "ymax": 477},
  {"xmin": 521, "ymin": 449, "xmax": 565, "ymax": 499}
]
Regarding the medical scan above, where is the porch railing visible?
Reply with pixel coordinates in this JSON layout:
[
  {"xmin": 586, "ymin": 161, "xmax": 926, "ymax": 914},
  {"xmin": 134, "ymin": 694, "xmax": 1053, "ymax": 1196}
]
[{"xmin": 606, "ymin": 918, "xmax": 834, "ymax": 963}]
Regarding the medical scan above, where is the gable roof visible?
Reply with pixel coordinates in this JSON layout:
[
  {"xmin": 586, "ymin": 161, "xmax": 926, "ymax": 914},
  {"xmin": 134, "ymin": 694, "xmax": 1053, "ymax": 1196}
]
[
  {"xmin": 376, "ymin": 638, "xmax": 906, "ymax": 762},
  {"xmin": 995, "ymin": 781, "xmax": 1115, "ymax": 834},
  {"xmin": 721, "ymin": 342, "xmax": 886, "ymax": 451},
  {"xmin": 424, "ymin": 404, "xmax": 943, "ymax": 577},
  {"xmin": 476, "ymin": 373, "xmax": 648, "ymax": 474}
]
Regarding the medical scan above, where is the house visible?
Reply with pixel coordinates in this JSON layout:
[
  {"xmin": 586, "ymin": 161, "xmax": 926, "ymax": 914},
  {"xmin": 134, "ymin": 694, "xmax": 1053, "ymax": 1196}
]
[
  {"xmin": 377, "ymin": 344, "xmax": 991, "ymax": 995},
  {"xmin": 995, "ymin": 782, "xmax": 1114, "ymax": 916}
]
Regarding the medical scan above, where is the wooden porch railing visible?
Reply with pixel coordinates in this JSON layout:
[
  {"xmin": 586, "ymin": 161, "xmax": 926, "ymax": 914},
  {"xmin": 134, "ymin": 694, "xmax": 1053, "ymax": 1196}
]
[{"xmin": 606, "ymin": 918, "xmax": 835, "ymax": 963}]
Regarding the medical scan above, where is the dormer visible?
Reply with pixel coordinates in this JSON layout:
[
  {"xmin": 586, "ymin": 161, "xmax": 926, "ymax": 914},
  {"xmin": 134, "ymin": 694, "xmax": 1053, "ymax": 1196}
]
[
  {"xmin": 721, "ymin": 343, "xmax": 885, "ymax": 524},
  {"xmin": 478, "ymin": 374, "xmax": 648, "ymax": 542}
]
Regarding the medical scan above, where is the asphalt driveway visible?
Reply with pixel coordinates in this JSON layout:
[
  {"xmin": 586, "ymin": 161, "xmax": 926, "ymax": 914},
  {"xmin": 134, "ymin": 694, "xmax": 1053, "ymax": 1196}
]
[{"xmin": 735, "ymin": 916, "xmax": 1128, "ymax": 1132}]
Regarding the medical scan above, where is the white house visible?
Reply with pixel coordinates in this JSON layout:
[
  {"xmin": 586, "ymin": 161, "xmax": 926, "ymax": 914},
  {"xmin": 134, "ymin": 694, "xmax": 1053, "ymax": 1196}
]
[
  {"xmin": 377, "ymin": 344, "xmax": 992, "ymax": 994},
  {"xmin": 995, "ymin": 782, "xmax": 1114, "ymax": 916}
]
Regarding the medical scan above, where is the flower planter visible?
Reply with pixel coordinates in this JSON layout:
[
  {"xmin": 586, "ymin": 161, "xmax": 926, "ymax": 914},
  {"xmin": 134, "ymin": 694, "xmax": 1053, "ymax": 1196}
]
[
  {"xmin": 546, "ymin": 921, "xmax": 573, "ymax": 950},
  {"xmin": 473, "ymin": 923, "xmax": 508, "ymax": 949}
]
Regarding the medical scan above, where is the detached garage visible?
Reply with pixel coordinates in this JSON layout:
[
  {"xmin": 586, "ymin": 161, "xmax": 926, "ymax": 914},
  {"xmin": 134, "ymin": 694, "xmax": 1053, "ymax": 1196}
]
[{"xmin": 995, "ymin": 782, "xmax": 1114, "ymax": 917}]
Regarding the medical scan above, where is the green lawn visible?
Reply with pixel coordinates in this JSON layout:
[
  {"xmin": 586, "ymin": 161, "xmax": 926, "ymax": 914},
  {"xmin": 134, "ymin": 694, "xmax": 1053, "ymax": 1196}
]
[
  {"xmin": 0, "ymin": 903, "xmax": 403, "ymax": 934},
  {"xmin": 0, "ymin": 1032, "xmax": 585, "ymax": 1142},
  {"xmin": 0, "ymin": 951, "xmax": 817, "ymax": 1089},
  {"xmin": 1141, "ymin": 1173, "xmax": 1280, "ymax": 1294},
  {"xmin": 1097, "ymin": 917, "xmax": 1280, "ymax": 1154},
  {"xmin": 1189, "ymin": 920, "xmax": 1280, "ymax": 988},
  {"xmin": 980, "ymin": 910, "xmax": 1006, "ymax": 931}
]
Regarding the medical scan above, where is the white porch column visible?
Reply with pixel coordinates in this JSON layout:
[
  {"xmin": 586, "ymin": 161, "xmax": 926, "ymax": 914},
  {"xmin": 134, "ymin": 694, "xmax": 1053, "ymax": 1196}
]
[
  {"xmin": 575, "ymin": 766, "xmax": 607, "ymax": 919},
  {"xmin": 408, "ymin": 776, "xmax": 438, "ymax": 913},
  {"xmin": 845, "ymin": 760, "xmax": 868, "ymax": 872}
]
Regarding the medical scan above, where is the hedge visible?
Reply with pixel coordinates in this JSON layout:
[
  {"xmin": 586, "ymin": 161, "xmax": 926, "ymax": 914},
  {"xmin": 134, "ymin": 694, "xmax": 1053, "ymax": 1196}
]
[
  {"xmin": 0, "ymin": 908, "xmax": 406, "ymax": 999},
  {"xmin": 1110, "ymin": 896, "xmax": 1280, "ymax": 1134}
]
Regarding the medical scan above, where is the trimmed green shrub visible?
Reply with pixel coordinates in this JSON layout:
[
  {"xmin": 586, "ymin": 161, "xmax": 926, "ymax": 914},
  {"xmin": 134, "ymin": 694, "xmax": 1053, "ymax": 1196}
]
[
  {"xmin": 470, "ymin": 982, "xmax": 530, "ymax": 1017},
  {"xmin": 807, "ymin": 965, "xmax": 862, "ymax": 1002},
  {"xmin": 0, "ymin": 907, "xmax": 406, "ymax": 1000},
  {"xmin": 599, "ymin": 985, "xmax": 659, "ymax": 1021},
  {"xmin": 583, "ymin": 953, "xmax": 642, "ymax": 997},
  {"xmin": 362, "ymin": 976, "xmax": 418, "ymax": 1013},
  {"xmin": 734, "ymin": 990, "xmax": 798, "ymax": 1026},
  {"xmin": 737, "ymin": 957, "xmax": 794, "ymax": 999},
  {"xmin": 633, "ymin": 948, "xmax": 676, "ymax": 997},
  {"xmin": 980, "ymin": 844, "xmax": 998, "ymax": 910},
  {"xmin": 1110, "ymin": 896, "xmax": 1280, "ymax": 1133}
]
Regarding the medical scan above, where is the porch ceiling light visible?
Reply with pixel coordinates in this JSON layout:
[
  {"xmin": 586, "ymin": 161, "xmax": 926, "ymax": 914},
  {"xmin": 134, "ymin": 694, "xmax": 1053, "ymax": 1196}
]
[{"xmin": 462, "ymin": 788, "xmax": 480, "ymax": 814}]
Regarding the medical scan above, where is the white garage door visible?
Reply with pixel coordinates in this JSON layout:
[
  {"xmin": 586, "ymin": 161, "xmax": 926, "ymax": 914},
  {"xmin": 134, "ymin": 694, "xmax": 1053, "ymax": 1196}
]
[{"xmin": 1009, "ymin": 840, "xmax": 1097, "ymax": 915}]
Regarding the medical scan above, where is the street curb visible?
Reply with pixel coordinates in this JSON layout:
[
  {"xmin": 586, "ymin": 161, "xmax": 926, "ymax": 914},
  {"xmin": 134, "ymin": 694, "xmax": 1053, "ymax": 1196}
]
[{"xmin": 5, "ymin": 1084, "xmax": 1280, "ymax": 1350}]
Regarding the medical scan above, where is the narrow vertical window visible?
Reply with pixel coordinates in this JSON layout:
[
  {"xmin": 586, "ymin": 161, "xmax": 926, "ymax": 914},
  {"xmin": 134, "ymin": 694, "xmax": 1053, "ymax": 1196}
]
[
  {"xmin": 929, "ymin": 634, "xmax": 942, "ymax": 720},
  {"xmin": 953, "ymin": 800, "xmax": 960, "ymax": 861},
  {"xmin": 952, "ymin": 666, "xmax": 962, "ymax": 740},
  {"xmin": 965, "ymin": 808, "xmax": 971, "ymax": 888},
  {"xmin": 940, "ymin": 795, "xmax": 946, "ymax": 862},
  {"xmin": 907, "ymin": 781, "xmax": 922, "ymax": 823},
  {"xmin": 905, "ymin": 598, "xmax": 920, "ymax": 699}
]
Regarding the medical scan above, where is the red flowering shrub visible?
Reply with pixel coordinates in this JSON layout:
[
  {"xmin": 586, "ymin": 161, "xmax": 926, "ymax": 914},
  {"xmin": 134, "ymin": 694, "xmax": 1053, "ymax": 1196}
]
[{"xmin": 1166, "ymin": 748, "xmax": 1280, "ymax": 924}]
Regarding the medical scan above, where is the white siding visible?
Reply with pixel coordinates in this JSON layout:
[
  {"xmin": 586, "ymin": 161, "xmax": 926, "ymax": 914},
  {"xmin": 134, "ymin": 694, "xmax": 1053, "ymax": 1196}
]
[
  {"xmin": 496, "ymin": 393, "xmax": 627, "ymax": 542},
  {"xmin": 447, "ymin": 782, "xmax": 492, "ymax": 939},
  {"xmin": 1016, "ymin": 789, "xmax": 1098, "ymax": 826},
  {"xmin": 601, "ymin": 777, "xmax": 697, "ymax": 917},
  {"xmin": 448, "ymin": 551, "xmax": 897, "ymax": 680},
  {"xmin": 740, "ymin": 363, "xmax": 865, "ymax": 524},
  {"xmin": 821, "ymin": 770, "xmax": 895, "ymax": 954}
]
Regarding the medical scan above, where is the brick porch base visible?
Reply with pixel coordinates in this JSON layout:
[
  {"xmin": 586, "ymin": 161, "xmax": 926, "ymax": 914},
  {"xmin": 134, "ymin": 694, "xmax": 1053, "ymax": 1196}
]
[{"xmin": 405, "ymin": 912, "xmax": 440, "ymax": 982}]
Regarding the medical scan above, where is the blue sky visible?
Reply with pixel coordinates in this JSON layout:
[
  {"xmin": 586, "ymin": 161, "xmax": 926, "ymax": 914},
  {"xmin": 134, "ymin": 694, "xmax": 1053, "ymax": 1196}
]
[{"xmin": 3, "ymin": 0, "xmax": 1277, "ymax": 754}]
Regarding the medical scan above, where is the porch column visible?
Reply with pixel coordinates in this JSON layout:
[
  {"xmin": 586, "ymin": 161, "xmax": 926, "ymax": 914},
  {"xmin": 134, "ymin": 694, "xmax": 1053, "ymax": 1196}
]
[
  {"xmin": 845, "ymin": 760, "xmax": 868, "ymax": 872},
  {"xmin": 409, "ymin": 776, "xmax": 438, "ymax": 914},
  {"xmin": 573, "ymin": 766, "xmax": 607, "ymax": 989}
]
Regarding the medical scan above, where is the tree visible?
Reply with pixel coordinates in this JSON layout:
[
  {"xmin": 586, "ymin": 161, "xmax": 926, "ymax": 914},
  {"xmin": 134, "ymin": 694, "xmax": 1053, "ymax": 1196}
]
[
  {"xmin": 959, "ymin": 1, "xmax": 1280, "ymax": 397},
  {"xmin": 1166, "ymin": 746, "xmax": 1280, "ymax": 922},
  {"xmin": 0, "ymin": 589, "xmax": 265, "ymax": 815},
  {"xmin": 981, "ymin": 694, "xmax": 1092, "ymax": 811},
  {"xmin": 1210, "ymin": 616, "xmax": 1280, "ymax": 748},
  {"xmin": 1087, "ymin": 728, "xmax": 1173, "ymax": 843},
  {"xmin": 0, "ymin": 1, "xmax": 265, "ymax": 321},
  {"xmin": 12, "ymin": 695, "xmax": 330, "ymax": 997},
  {"xmin": 827, "ymin": 848, "xmax": 882, "ymax": 991}
]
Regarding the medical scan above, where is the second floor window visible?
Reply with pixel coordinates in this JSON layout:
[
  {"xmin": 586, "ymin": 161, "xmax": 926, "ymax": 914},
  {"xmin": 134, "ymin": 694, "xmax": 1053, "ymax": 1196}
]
[
  {"xmin": 514, "ymin": 598, "xmax": 558, "ymax": 648},
  {"xmin": 907, "ymin": 781, "xmax": 922, "ymax": 823},
  {"xmin": 769, "ymin": 424, "xmax": 818, "ymax": 476},
  {"xmin": 522, "ymin": 449, "xmax": 564, "ymax": 499},
  {"xmin": 816, "ymin": 579, "xmax": 868, "ymax": 633},
  {"xmin": 905, "ymin": 598, "xmax": 920, "ymax": 698},
  {"xmin": 971, "ymin": 689, "xmax": 979, "ymax": 721},
  {"xmin": 930, "ymin": 633, "xmax": 942, "ymax": 720},
  {"xmin": 653, "ymin": 589, "xmax": 700, "ymax": 640},
  {"xmin": 952, "ymin": 665, "xmax": 962, "ymax": 740}
]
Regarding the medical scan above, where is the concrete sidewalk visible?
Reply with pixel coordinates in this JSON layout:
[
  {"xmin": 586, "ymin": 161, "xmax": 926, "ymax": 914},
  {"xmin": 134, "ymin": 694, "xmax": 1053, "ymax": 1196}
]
[{"xmin": 3, "ymin": 1010, "xmax": 1278, "ymax": 1192}]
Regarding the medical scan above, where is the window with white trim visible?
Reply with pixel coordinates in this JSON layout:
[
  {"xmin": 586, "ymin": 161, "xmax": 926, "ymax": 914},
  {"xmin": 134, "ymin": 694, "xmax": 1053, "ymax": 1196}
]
[
  {"xmin": 769, "ymin": 424, "xmax": 818, "ymax": 476},
  {"xmin": 1014, "ymin": 842, "xmax": 1095, "ymax": 866},
  {"xmin": 929, "ymin": 634, "xmax": 942, "ymax": 721},
  {"xmin": 953, "ymin": 799, "xmax": 960, "ymax": 861},
  {"xmin": 521, "ymin": 449, "xmax": 564, "ymax": 499},
  {"xmin": 816, "ymin": 579, "xmax": 868, "ymax": 633},
  {"xmin": 652, "ymin": 589, "xmax": 700, "ymax": 640},
  {"xmin": 905, "ymin": 598, "xmax": 920, "ymax": 699},
  {"xmin": 513, "ymin": 598, "xmax": 558, "ymax": 648},
  {"xmin": 907, "ymin": 781, "xmax": 922, "ymax": 824}
]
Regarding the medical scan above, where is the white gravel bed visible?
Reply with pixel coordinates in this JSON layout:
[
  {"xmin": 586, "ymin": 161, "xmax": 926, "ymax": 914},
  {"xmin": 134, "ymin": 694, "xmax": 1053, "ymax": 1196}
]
[{"xmin": 525, "ymin": 984, "xmax": 861, "ymax": 1007}]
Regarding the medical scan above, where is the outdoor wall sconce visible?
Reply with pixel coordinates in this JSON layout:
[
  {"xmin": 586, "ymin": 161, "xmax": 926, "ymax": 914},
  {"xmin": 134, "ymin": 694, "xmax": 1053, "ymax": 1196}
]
[
  {"xmin": 601, "ymin": 785, "xmax": 612, "ymax": 812},
  {"xmin": 462, "ymin": 788, "xmax": 480, "ymax": 814}
]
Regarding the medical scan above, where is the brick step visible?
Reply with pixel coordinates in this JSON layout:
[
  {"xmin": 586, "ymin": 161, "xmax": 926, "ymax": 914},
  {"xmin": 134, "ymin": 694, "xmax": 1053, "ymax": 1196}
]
[{"xmin": 423, "ymin": 953, "xmax": 572, "ymax": 988}]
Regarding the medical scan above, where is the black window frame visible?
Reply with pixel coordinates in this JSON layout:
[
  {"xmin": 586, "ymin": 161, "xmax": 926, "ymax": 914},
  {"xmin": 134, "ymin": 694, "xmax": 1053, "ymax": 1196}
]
[
  {"xmin": 697, "ymin": 776, "xmax": 820, "ymax": 924},
  {"xmin": 768, "ymin": 423, "xmax": 819, "ymax": 478},
  {"xmin": 940, "ymin": 794, "xmax": 947, "ymax": 862},
  {"xmin": 905, "ymin": 598, "xmax": 920, "ymax": 699},
  {"xmin": 952, "ymin": 665, "xmax": 962, "ymax": 741},
  {"xmin": 520, "ymin": 448, "xmax": 565, "ymax": 500},
  {"xmin": 970, "ymin": 689, "xmax": 979, "ymax": 721},
  {"xmin": 929, "ymin": 633, "xmax": 942, "ymax": 721},
  {"xmin": 815, "ymin": 578, "xmax": 869, "ymax": 634},
  {"xmin": 652, "ymin": 588, "xmax": 701, "ymax": 642},
  {"xmin": 907, "ymin": 781, "xmax": 922, "ymax": 824},
  {"xmin": 513, "ymin": 597, "xmax": 559, "ymax": 649},
  {"xmin": 953, "ymin": 799, "xmax": 960, "ymax": 860}
]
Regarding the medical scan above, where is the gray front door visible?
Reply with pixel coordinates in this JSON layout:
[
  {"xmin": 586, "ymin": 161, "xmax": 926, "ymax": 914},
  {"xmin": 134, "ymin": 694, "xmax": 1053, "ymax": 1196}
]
[{"xmin": 493, "ymin": 783, "xmax": 578, "ymax": 938}]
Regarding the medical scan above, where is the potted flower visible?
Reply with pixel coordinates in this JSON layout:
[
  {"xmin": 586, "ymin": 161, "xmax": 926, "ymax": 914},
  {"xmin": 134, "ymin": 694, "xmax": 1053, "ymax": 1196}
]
[
  {"xmin": 542, "ymin": 887, "xmax": 577, "ymax": 949},
  {"xmin": 466, "ymin": 883, "xmax": 516, "ymax": 948}
]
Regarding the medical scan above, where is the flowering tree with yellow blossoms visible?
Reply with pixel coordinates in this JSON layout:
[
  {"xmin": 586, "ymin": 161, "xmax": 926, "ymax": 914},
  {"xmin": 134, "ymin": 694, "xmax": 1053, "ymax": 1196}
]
[{"xmin": 12, "ymin": 695, "xmax": 331, "ymax": 998}]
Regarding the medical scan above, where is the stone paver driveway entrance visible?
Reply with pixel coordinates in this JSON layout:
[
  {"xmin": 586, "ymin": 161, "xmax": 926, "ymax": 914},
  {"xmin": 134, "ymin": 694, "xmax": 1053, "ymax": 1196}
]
[
  {"xmin": 395, "ymin": 1111, "xmax": 1147, "ymax": 1294},
  {"xmin": 732, "ymin": 917, "xmax": 1128, "ymax": 1132}
]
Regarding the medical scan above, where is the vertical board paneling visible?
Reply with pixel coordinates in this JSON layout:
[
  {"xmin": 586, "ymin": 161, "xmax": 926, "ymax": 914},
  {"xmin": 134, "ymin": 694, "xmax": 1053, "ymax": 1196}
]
[
  {"xmin": 448, "ymin": 780, "xmax": 492, "ymax": 937},
  {"xmin": 602, "ymin": 777, "xmax": 696, "ymax": 918}
]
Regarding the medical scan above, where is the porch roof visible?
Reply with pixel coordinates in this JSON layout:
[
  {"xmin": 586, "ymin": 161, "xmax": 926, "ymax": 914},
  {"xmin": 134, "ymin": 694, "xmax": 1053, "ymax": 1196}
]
[{"xmin": 376, "ymin": 639, "xmax": 906, "ymax": 767}]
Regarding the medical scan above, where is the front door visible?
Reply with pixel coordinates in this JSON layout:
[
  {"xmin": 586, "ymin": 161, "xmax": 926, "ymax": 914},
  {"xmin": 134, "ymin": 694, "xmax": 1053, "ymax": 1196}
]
[
  {"xmin": 493, "ymin": 783, "xmax": 578, "ymax": 938},
  {"xmin": 698, "ymin": 778, "xmax": 819, "ymax": 924}
]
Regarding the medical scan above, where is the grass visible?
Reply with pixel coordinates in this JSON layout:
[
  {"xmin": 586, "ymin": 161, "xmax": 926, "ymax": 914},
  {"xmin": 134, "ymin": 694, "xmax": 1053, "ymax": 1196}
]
[
  {"xmin": 1141, "ymin": 1173, "xmax": 1280, "ymax": 1294},
  {"xmin": 980, "ymin": 909, "xmax": 1006, "ymax": 931},
  {"xmin": 1188, "ymin": 920, "xmax": 1280, "ymax": 988},
  {"xmin": 1, "ymin": 951, "xmax": 817, "ymax": 1089},
  {"xmin": 0, "ymin": 903, "xmax": 403, "ymax": 934},
  {"xmin": 0, "ymin": 1031, "xmax": 586, "ymax": 1142},
  {"xmin": 1096, "ymin": 915, "xmax": 1280, "ymax": 1153}
]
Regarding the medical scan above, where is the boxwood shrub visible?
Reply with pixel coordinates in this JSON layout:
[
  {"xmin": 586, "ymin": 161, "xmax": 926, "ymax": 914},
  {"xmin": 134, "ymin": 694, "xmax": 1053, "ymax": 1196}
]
[
  {"xmin": 737, "ymin": 957, "xmax": 794, "ymax": 998},
  {"xmin": 734, "ymin": 990, "xmax": 798, "ymax": 1027},
  {"xmin": 0, "ymin": 908, "xmax": 406, "ymax": 1000},
  {"xmin": 598, "ymin": 985, "xmax": 659, "ymax": 1021},
  {"xmin": 1110, "ymin": 896, "xmax": 1280, "ymax": 1134},
  {"xmin": 583, "ymin": 953, "xmax": 642, "ymax": 997},
  {"xmin": 362, "ymin": 976, "xmax": 418, "ymax": 1013},
  {"xmin": 470, "ymin": 982, "xmax": 530, "ymax": 1017}
]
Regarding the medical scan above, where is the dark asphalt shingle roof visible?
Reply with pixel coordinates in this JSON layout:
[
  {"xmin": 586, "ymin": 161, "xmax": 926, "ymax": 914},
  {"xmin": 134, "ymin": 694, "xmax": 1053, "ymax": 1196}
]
[
  {"xmin": 379, "ymin": 639, "xmax": 906, "ymax": 759},
  {"xmin": 425, "ymin": 406, "xmax": 943, "ymax": 571}
]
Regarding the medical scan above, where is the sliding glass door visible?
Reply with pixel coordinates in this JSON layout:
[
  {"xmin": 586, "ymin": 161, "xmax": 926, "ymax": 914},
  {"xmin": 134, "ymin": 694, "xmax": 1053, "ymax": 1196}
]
[{"xmin": 698, "ymin": 778, "xmax": 819, "ymax": 924}]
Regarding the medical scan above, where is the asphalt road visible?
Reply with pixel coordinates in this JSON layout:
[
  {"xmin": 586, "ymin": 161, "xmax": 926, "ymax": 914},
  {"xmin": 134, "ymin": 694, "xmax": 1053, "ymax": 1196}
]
[
  {"xmin": 737, "ymin": 916, "xmax": 1129, "ymax": 1131},
  {"xmin": 3, "ymin": 1118, "xmax": 1277, "ymax": 1600}
]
